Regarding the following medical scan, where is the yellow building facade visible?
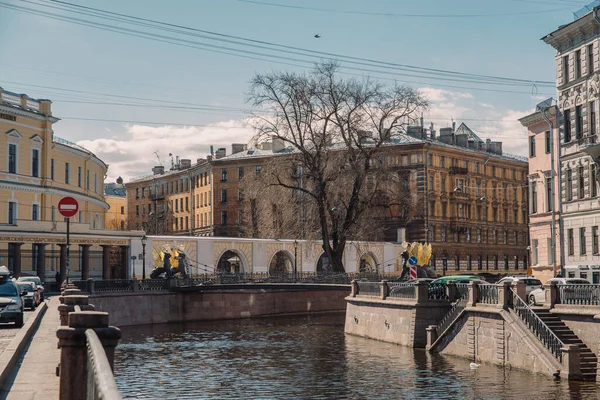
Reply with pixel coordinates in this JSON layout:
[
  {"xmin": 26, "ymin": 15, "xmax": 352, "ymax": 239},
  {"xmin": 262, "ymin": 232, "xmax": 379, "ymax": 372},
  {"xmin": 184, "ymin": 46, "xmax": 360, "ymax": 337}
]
[{"xmin": 0, "ymin": 88, "xmax": 138, "ymax": 283}]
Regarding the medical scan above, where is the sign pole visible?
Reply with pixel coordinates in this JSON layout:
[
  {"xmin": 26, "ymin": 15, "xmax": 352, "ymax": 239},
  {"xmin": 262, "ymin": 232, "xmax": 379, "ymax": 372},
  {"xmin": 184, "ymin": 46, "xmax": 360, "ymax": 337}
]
[
  {"xmin": 66, "ymin": 217, "xmax": 70, "ymax": 285},
  {"xmin": 58, "ymin": 197, "xmax": 78, "ymax": 286}
]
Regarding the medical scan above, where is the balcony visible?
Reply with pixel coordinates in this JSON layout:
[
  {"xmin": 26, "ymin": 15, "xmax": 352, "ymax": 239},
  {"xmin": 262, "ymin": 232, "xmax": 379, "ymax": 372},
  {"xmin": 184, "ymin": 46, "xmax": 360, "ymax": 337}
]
[
  {"xmin": 150, "ymin": 193, "xmax": 165, "ymax": 201},
  {"xmin": 448, "ymin": 166, "xmax": 468, "ymax": 175}
]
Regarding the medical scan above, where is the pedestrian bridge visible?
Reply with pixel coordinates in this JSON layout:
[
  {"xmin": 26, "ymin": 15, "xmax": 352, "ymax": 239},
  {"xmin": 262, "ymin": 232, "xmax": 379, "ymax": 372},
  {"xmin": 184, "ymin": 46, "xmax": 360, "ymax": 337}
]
[{"xmin": 130, "ymin": 236, "xmax": 404, "ymax": 279}]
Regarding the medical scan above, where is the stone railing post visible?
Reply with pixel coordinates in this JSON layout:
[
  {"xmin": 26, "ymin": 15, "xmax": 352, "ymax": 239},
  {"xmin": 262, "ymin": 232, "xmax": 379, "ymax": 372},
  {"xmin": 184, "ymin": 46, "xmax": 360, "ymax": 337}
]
[
  {"xmin": 446, "ymin": 281, "xmax": 457, "ymax": 302},
  {"xmin": 497, "ymin": 281, "xmax": 512, "ymax": 309},
  {"xmin": 426, "ymin": 325, "xmax": 438, "ymax": 351},
  {"xmin": 87, "ymin": 278, "xmax": 95, "ymax": 294},
  {"xmin": 57, "ymin": 295, "xmax": 95, "ymax": 326},
  {"xmin": 350, "ymin": 280, "xmax": 358, "ymax": 297},
  {"xmin": 468, "ymin": 281, "xmax": 479, "ymax": 306},
  {"xmin": 56, "ymin": 311, "xmax": 121, "ymax": 400},
  {"xmin": 380, "ymin": 280, "xmax": 389, "ymax": 300},
  {"xmin": 59, "ymin": 288, "xmax": 82, "ymax": 305},
  {"xmin": 131, "ymin": 279, "xmax": 139, "ymax": 293},
  {"xmin": 561, "ymin": 344, "xmax": 582, "ymax": 380},
  {"xmin": 416, "ymin": 281, "xmax": 429, "ymax": 303},
  {"xmin": 544, "ymin": 281, "xmax": 558, "ymax": 309},
  {"xmin": 512, "ymin": 281, "xmax": 527, "ymax": 302}
]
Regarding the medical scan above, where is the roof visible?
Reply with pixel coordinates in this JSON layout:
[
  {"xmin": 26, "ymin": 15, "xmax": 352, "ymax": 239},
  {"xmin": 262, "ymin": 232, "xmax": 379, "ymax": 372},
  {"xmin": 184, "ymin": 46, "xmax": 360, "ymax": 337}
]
[
  {"xmin": 454, "ymin": 123, "xmax": 484, "ymax": 143},
  {"xmin": 104, "ymin": 183, "xmax": 126, "ymax": 197},
  {"xmin": 212, "ymin": 146, "xmax": 295, "ymax": 162}
]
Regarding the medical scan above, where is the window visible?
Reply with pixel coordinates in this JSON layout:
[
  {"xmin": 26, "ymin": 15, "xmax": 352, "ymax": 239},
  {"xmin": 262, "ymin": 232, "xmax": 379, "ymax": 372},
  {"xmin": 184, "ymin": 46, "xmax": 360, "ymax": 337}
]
[
  {"xmin": 238, "ymin": 189, "xmax": 244, "ymax": 201},
  {"xmin": 440, "ymin": 156, "xmax": 445, "ymax": 168},
  {"xmin": 594, "ymin": 226, "xmax": 599, "ymax": 255},
  {"xmin": 175, "ymin": 200, "xmax": 179, "ymax": 213},
  {"xmin": 31, "ymin": 149, "xmax": 39, "ymax": 177},
  {"xmin": 65, "ymin": 163, "xmax": 70, "ymax": 184},
  {"xmin": 532, "ymin": 239, "xmax": 538, "ymax": 265},
  {"xmin": 564, "ymin": 109, "xmax": 572, "ymax": 143},
  {"xmin": 579, "ymin": 166, "xmax": 585, "ymax": 199},
  {"xmin": 544, "ymin": 131, "xmax": 551, "ymax": 154},
  {"xmin": 51, "ymin": 206, "xmax": 56, "ymax": 222},
  {"xmin": 529, "ymin": 136, "xmax": 535, "ymax": 157},
  {"xmin": 185, "ymin": 197, "xmax": 189, "ymax": 211},
  {"xmin": 94, "ymin": 174, "xmax": 97, "ymax": 193},
  {"xmin": 51, "ymin": 159, "xmax": 54, "ymax": 180},
  {"xmin": 87, "ymin": 170, "xmax": 90, "ymax": 189},
  {"xmin": 576, "ymin": 105, "xmax": 583, "ymax": 139},
  {"xmin": 593, "ymin": 165, "xmax": 598, "ymax": 197},
  {"xmin": 456, "ymin": 178, "xmax": 464, "ymax": 192},
  {"xmin": 441, "ymin": 202, "xmax": 447, "ymax": 218},
  {"xmin": 568, "ymin": 229, "xmax": 574, "ymax": 255},
  {"xmin": 563, "ymin": 55, "xmax": 569, "ymax": 83},
  {"xmin": 120, "ymin": 206, "xmax": 124, "ymax": 215},
  {"xmin": 492, "ymin": 229, "xmax": 497, "ymax": 244},
  {"xmin": 77, "ymin": 167, "xmax": 82, "ymax": 187},
  {"xmin": 575, "ymin": 49, "xmax": 582, "ymax": 79},
  {"xmin": 32, "ymin": 204, "xmax": 39, "ymax": 221},
  {"xmin": 186, "ymin": 216, "xmax": 189, "ymax": 231},
  {"xmin": 142, "ymin": 188, "xmax": 145, "ymax": 198},
  {"xmin": 580, "ymin": 227, "xmax": 587, "ymax": 255},
  {"xmin": 493, "ymin": 207, "xmax": 498, "ymax": 222},
  {"xmin": 441, "ymin": 177, "xmax": 446, "ymax": 192},
  {"xmin": 475, "ymin": 162, "xmax": 480, "ymax": 174},
  {"xmin": 221, "ymin": 169, "xmax": 227, "ymax": 182},
  {"xmin": 589, "ymin": 44, "xmax": 594, "ymax": 75},
  {"xmin": 567, "ymin": 168, "xmax": 573, "ymax": 201},
  {"xmin": 476, "ymin": 183, "xmax": 481, "ymax": 196},
  {"xmin": 180, "ymin": 198, "xmax": 183, "ymax": 211},
  {"xmin": 221, "ymin": 211, "xmax": 227, "ymax": 225},
  {"xmin": 8, "ymin": 144, "xmax": 17, "ymax": 174},
  {"xmin": 8, "ymin": 202, "xmax": 16, "ymax": 225},
  {"xmin": 546, "ymin": 177, "xmax": 552, "ymax": 212},
  {"xmin": 466, "ymin": 229, "xmax": 471, "ymax": 243},
  {"xmin": 591, "ymin": 101, "xmax": 597, "ymax": 137},
  {"xmin": 238, "ymin": 167, "xmax": 245, "ymax": 180},
  {"xmin": 136, "ymin": 205, "xmax": 139, "ymax": 216},
  {"xmin": 256, "ymin": 165, "xmax": 262, "ymax": 173},
  {"xmin": 514, "ymin": 209, "xmax": 518, "ymax": 224},
  {"xmin": 503, "ymin": 230, "xmax": 508, "ymax": 244},
  {"xmin": 142, "ymin": 205, "xmax": 146, "ymax": 216},
  {"xmin": 135, "ymin": 188, "xmax": 139, "ymax": 199},
  {"xmin": 477, "ymin": 206, "xmax": 482, "ymax": 220}
]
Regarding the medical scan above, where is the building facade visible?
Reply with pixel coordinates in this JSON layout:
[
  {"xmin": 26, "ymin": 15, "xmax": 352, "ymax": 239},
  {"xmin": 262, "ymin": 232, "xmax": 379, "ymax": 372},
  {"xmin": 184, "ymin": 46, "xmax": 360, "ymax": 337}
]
[
  {"xmin": 520, "ymin": 110, "xmax": 561, "ymax": 283},
  {"xmin": 0, "ymin": 87, "xmax": 139, "ymax": 282},
  {"xmin": 104, "ymin": 177, "xmax": 127, "ymax": 231},
  {"xmin": 543, "ymin": 5, "xmax": 600, "ymax": 282}
]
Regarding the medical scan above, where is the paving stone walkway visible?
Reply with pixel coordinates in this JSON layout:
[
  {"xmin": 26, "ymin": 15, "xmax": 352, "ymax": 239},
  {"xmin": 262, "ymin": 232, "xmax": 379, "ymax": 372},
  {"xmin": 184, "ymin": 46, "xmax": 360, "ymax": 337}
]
[{"xmin": 0, "ymin": 297, "xmax": 60, "ymax": 400}]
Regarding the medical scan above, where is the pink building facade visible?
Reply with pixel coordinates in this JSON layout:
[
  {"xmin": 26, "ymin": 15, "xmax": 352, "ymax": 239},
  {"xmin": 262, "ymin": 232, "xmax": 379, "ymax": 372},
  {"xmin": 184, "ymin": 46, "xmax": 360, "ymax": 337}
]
[{"xmin": 520, "ymin": 110, "xmax": 560, "ymax": 283}]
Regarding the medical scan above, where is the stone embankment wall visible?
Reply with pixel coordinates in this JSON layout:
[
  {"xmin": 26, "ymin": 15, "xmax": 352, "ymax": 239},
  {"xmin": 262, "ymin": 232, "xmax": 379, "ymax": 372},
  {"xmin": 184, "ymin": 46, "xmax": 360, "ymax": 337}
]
[
  {"xmin": 90, "ymin": 286, "xmax": 349, "ymax": 326},
  {"xmin": 551, "ymin": 306, "xmax": 600, "ymax": 354}
]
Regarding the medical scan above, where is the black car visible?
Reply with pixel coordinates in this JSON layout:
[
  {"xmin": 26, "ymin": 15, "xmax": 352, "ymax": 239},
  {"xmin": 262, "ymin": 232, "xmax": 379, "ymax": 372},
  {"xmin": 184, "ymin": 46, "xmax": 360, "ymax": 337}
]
[{"xmin": 0, "ymin": 279, "xmax": 25, "ymax": 327}]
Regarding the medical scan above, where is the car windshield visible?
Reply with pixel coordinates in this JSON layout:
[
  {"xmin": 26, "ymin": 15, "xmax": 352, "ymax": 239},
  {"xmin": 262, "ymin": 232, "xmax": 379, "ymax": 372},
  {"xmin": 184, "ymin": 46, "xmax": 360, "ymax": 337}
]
[
  {"xmin": 570, "ymin": 279, "xmax": 591, "ymax": 284},
  {"xmin": 0, "ymin": 282, "xmax": 18, "ymax": 297},
  {"xmin": 19, "ymin": 277, "xmax": 41, "ymax": 285},
  {"xmin": 18, "ymin": 283, "xmax": 33, "ymax": 292},
  {"xmin": 523, "ymin": 279, "xmax": 542, "ymax": 286}
]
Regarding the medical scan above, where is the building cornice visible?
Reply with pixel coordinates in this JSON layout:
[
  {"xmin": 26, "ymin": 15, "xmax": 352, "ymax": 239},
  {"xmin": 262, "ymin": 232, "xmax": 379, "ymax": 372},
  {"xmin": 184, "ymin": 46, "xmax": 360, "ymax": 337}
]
[
  {"xmin": 542, "ymin": 13, "xmax": 600, "ymax": 52},
  {"xmin": 519, "ymin": 109, "xmax": 557, "ymax": 128},
  {"xmin": 0, "ymin": 104, "xmax": 59, "ymax": 124},
  {"xmin": 0, "ymin": 180, "xmax": 109, "ymax": 210}
]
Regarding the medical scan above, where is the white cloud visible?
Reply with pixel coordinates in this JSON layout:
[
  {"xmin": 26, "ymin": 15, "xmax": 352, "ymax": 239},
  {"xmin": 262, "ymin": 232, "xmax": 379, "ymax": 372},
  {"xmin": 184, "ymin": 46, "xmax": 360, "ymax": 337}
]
[{"xmin": 479, "ymin": 102, "xmax": 494, "ymax": 109}]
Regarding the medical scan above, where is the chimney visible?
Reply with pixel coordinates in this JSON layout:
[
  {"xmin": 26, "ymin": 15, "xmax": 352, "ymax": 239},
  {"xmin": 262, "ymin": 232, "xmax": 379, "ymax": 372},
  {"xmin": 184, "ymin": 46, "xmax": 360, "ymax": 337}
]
[
  {"xmin": 259, "ymin": 142, "xmax": 272, "ymax": 151},
  {"xmin": 152, "ymin": 166, "xmax": 165, "ymax": 175},
  {"xmin": 175, "ymin": 156, "xmax": 180, "ymax": 169},
  {"xmin": 209, "ymin": 145, "xmax": 214, "ymax": 155},
  {"xmin": 272, "ymin": 137, "xmax": 285, "ymax": 152},
  {"xmin": 116, "ymin": 176, "xmax": 123, "ymax": 185},
  {"xmin": 180, "ymin": 159, "xmax": 192, "ymax": 169},
  {"xmin": 215, "ymin": 148, "xmax": 227, "ymax": 159},
  {"xmin": 232, "ymin": 143, "xmax": 247, "ymax": 154},
  {"xmin": 207, "ymin": 155, "xmax": 213, "ymax": 162},
  {"xmin": 197, "ymin": 157, "xmax": 206, "ymax": 164}
]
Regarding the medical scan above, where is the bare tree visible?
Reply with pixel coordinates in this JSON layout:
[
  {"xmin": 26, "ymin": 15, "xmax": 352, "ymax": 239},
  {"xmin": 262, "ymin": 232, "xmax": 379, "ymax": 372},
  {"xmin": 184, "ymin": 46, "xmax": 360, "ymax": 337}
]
[{"xmin": 246, "ymin": 61, "xmax": 428, "ymax": 272}]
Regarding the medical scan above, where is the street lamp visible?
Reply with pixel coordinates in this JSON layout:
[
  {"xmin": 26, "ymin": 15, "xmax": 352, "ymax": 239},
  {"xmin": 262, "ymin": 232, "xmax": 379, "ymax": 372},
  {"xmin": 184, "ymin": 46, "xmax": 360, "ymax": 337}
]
[
  {"xmin": 141, "ymin": 235, "xmax": 147, "ymax": 280},
  {"xmin": 294, "ymin": 240, "xmax": 298, "ymax": 281}
]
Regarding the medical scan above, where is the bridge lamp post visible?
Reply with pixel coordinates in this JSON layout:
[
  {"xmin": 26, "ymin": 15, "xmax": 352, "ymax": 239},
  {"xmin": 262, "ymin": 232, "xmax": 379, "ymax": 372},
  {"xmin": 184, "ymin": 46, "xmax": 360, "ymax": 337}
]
[
  {"xmin": 141, "ymin": 235, "xmax": 147, "ymax": 280},
  {"xmin": 294, "ymin": 240, "xmax": 298, "ymax": 281}
]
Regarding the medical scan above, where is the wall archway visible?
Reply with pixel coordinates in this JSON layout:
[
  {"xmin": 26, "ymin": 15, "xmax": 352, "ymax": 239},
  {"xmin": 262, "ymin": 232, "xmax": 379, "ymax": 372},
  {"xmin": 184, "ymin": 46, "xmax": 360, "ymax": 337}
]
[
  {"xmin": 268, "ymin": 250, "xmax": 294, "ymax": 274},
  {"xmin": 359, "ymin": 252, "xmax": 379, "ymax": 273},
  {"xmin": 216, "ymin": 249, "xmax": 248, "ymax": 274},
  {"xmin": 316, "ymin": 253, "xmax": 332, "ymax": 273}
]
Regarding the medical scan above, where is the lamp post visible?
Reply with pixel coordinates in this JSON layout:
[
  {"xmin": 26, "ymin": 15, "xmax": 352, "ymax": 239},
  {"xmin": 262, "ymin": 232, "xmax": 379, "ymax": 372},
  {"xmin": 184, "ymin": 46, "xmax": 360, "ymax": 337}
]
[
  {"xmin": 141, "ymin": 235, "xmax": 147, "ymax": 280},
  {"xmin": 294, "ymin": 240, "xmax": 298, "ymax": 281}
]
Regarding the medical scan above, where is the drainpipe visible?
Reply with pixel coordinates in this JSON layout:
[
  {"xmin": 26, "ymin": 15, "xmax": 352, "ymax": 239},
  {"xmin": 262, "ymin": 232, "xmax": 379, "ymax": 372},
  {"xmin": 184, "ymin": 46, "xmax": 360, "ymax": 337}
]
[{"xmin": 540, "ymin": 105, "xmax": 560, "ymax": 277}]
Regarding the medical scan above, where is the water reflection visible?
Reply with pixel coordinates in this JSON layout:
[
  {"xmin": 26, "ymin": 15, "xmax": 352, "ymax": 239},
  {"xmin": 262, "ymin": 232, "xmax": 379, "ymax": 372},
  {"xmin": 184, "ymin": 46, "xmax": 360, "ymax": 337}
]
[{"xmin": 114, "ymin": 313, "xmax": 600, "ymax": 399}]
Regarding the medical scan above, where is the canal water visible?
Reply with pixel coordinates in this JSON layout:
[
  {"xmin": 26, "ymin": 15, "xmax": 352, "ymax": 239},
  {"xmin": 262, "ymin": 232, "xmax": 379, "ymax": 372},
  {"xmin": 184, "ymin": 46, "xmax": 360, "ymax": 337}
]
[{"xmin": 114, "ymin": 313, "xmax": 600, "ymax": 399}]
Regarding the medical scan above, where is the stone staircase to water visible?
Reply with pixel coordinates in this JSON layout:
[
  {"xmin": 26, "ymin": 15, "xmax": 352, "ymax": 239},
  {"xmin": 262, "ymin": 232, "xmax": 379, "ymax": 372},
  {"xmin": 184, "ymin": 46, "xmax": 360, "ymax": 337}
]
[{"xmin": 533, "ymin": 309, "xmax": 598, "ymax": 381}]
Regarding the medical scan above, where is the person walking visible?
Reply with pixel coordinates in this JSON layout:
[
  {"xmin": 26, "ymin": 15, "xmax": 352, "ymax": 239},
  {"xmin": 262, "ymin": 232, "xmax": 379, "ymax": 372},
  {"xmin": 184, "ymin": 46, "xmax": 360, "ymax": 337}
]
[{"xmin": 55, "ymin": 271, "xmax": 61, "ymax": 290}]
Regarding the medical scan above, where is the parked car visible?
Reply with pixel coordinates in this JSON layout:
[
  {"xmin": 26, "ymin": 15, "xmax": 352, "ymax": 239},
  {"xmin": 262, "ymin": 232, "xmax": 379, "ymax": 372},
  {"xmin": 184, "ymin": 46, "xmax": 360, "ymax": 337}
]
[
  {"xmin": 497, "ymin": 276, "xmax": 543, "ymax": 296},
  {"xmin": 0, "ymin": 267, "xmax": 25, "ymax": 327},
  {"xmin": 430, "ymin": 275, "xmax": 483, "ymax": 285},
  {"xmin": 17, "ymin": 276, "xmax": 44, "ymax": 301},
  {"xmin": 17, "ymin": 282, "xmax": 40, "ymax": 310},
  {"xmin": 528, "ymin": 278, "xmax": 594, "ymax": 306}
]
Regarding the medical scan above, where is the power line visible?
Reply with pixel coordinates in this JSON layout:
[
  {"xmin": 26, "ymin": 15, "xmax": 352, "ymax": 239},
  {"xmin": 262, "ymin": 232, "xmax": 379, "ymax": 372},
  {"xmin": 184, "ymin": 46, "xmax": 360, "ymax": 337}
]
[
  {"xmin": 60, "ymin": 116, "xmax": 250, "ymax": 128},
  {"xmin": 235, "ymin": 0, "xmax": 573, "ymax": 18}
]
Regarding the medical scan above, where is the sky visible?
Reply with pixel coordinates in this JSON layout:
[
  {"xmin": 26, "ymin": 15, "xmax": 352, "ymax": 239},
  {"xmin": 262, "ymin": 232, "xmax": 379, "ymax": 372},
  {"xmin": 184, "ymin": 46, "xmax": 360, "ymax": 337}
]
[{"xmin": 0, "ymin": 0, "xmax": 592, "ymax": 181}]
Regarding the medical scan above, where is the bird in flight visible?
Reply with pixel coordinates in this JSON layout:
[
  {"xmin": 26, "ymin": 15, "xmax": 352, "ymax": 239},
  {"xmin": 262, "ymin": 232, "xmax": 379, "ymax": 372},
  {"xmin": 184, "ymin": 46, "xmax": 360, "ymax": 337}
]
[{"xmin": 314, "ymin": 34, "xmax": 321, "ymax": 38}]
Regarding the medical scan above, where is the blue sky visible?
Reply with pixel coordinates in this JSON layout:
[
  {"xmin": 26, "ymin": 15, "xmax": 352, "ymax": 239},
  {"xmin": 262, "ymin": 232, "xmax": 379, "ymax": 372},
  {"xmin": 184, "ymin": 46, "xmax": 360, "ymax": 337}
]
[{"xmin": 0, "ymin": 0, "xmax": 590, "ymax": 180}]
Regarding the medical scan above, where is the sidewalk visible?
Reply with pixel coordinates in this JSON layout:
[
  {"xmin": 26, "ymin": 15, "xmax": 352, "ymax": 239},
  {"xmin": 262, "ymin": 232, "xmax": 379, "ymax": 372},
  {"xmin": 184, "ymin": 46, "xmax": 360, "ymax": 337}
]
[{"xmin": 0, "ymin": 297, "xmax": 60, "ymax": 400}]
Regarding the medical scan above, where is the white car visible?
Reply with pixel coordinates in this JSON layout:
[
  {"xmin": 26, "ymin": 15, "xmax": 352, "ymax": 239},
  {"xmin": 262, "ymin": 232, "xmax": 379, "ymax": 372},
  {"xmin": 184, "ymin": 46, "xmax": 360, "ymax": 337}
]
[
  {"xmin": 17, "ymin": 276, "xmax": 44, "ymax": 301},
  {"xmin": 528, "ymin": 278, "xmax": 592, "ymax": 306},
  {"xmin": 497, "ymin": 276, "xmax": 543, "ymax": 297}
]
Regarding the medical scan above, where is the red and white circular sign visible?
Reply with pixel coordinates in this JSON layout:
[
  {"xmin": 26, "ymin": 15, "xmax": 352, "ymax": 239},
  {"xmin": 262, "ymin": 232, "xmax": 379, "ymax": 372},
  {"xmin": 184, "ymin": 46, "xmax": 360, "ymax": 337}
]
[{"xmin": 58, "ymin": 197, "xmax": 79, "ymax": 218}]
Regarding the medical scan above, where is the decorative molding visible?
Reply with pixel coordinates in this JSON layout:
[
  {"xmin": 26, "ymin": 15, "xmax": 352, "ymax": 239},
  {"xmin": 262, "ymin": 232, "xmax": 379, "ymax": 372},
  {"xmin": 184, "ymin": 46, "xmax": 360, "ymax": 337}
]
[
  {"xmin": 0, "ymin": 180, "xmax": 109, "ymax": 210},
  {"xmin": 0, "ymin": 104, "xmax": 59, "ymax": 123},
  {"xmin": 5, "ymin": 128, "xmax": 22, "ymax": 144},
  {"xmin": 29, "ymin": 134, "xmax": 43, "ymax": 150}
]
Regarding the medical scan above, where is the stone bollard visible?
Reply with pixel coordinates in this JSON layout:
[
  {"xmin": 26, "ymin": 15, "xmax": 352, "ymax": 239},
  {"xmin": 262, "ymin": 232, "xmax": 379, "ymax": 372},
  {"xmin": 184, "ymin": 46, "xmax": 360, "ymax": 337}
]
[
  {"xmin": 350, "ymin": 280, "xmax": 358, "ymax": 297},
  {"xmin": 59, "ymin": 289, "xmax": 83, "ymax": 305},
  {"xmin": 497, "ymin": 281, "xmax": 512, "ymax": 309},
  {"xmin": 57, "ymin": 296, "xmax": 95, "ymax": 326},
  {"xmin": 512, "ymin": 281, "xmax": 527, "ymax": 302},
  {"xmin": 446, "ymin": 281, "xmax": 458, "ymax": 302},
  {"xmin": 416, "ymin": 281, "xmax": 429, "ymax": 303},
  {"xmin": 426, "ymin": 325, "xmax": 438, "ymax": 351},
  {"xmin": 87, "ymin": 278, "xmax": 95, "ymax": 294},
  {"xmin": 561, "ymin": 344, "xmax": 582, "ymax": 380},
  {"xmin": 468, "ymin": 281, "xmax": 479, "ymax": 306},
  {"xmin": 544, "ymin": 281, "xmax": 558, "ymax": 309},
  {"xmin": 380, "ymin": 280, "xmax": 389, "ymax": 300},
  {"xmin": 56, "ymin": 311, "xmax": 122, "ymax": 400}
]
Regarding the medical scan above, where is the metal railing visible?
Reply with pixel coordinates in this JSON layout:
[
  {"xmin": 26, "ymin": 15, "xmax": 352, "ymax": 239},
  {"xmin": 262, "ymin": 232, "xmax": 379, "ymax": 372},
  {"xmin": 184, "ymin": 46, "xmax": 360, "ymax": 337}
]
[
  {"xmin": 428, "ymin": 283, "xmax": 448, "ymax": 300},
  {"xmin": 509, "ymin": 288, "xmax": 564, "ymax": 362},
  {"xmin": 387, "ymin": 282, "xmax": 416, "ymax": 299},
  {"xmin": 136, "ymin": 279, "xmax": 170, "ymax": 291},
  {"xmin": 435, "ymin": 296, "xmax": 468, "ymax": 337},
  {"xmin": 85, "ymin": 329, "xmax": 122, "ymax": 400},
  {"xmin": 456, "ymin": 283, "xmax": 469, "ymax": 299},
  {"xmin": 556, "ymin": 284, "xmax": 600, "ymax": 306},
  {"xmin": 477, "ymin": 284, "xmax": 499, "ymax": 304},
  {"xmin": 94, "ymin": 279, "xmax": 134, "ymax": 293},
  {"xmin": 356, "ymin": 282, "xmax": 380, "ymax": 297}
]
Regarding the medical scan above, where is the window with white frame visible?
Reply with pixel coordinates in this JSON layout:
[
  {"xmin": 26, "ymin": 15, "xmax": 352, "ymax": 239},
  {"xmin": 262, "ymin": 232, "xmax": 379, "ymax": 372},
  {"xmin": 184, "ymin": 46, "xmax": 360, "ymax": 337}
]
[
  {"xmin": 32, "ymin": 204, "xmax": 39, "ymax": 221},
  {"xmin": 31, "ymin": 149, "xmax": 40, "ymax": 178},
  {"xmin": 8, "ymin": 202, "xmax": 17, "ymax": 225}
]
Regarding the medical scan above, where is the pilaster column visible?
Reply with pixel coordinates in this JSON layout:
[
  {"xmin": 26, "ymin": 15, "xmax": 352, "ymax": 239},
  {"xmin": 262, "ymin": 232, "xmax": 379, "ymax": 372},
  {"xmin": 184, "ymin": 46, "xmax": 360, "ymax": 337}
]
[
  {"xmin": 80, "ymin": 244, "xmax": 91, "ymax": 281},
  {"xmin": 101, "ymin": 245, "xmax": 111, "ymax": 280},
  {"xmin": 35, "ymin": 243, "xmax": 47, "ymax": 284},
  {"xmin": 120, "ymin": 246, "xmax": 129, "ymax": 279},
  {"xmin": 11, "ymin": 243, "xmax": 23, "ymax": 278}
]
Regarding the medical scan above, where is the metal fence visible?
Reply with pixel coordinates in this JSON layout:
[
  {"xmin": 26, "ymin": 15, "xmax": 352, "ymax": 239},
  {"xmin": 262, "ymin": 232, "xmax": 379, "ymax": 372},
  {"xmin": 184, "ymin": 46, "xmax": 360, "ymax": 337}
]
[
  {"xmin": 509, "ymin": 288, "xmax": 564, "ymax": 362},
  {"xmin": 456, "ymin": 283, "xmax": 469, "ymax": 300},
  {"xmin": 477, "ymin": 285, "xmax": 499, "ymax": 304},
  {"xmin": 428, "ymin": 283, "xmax": 448, "ymax": 300},
  {"xmin": 85, "ymin": 329, "xmax": 122, "ymax": 400},
  {"xmin": 387, "ymin": 282, "xmax": 416, "ymax": 299},
  {"xmin": 356, "ymin": 281, "xmax": 381, "ymax": 297},
  {"xmin": 556, "ymin": 284, "xmax": 600, "ymax": 306},
  {"xmin": 435, "ymin": 296, "xmax": 467, "ymax": 337}
]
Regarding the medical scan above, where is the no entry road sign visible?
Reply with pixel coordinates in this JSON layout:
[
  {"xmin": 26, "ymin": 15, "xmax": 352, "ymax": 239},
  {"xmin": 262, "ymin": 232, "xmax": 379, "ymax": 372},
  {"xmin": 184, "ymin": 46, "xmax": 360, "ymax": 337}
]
[{"xmin": 58, "ymin": 197, "xmax": 79, "ymax": 218}]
